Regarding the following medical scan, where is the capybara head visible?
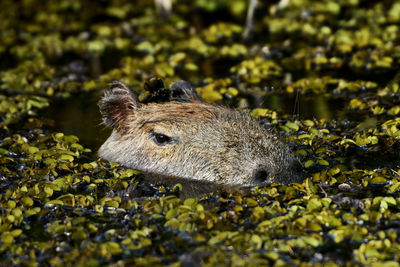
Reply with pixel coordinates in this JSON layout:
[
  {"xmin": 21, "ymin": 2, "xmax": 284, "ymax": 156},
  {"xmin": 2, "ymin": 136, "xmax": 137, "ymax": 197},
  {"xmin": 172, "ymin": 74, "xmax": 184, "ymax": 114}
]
[{"xmin": 98, "ymin": 80, "xmax": 302, "ymax": 187}]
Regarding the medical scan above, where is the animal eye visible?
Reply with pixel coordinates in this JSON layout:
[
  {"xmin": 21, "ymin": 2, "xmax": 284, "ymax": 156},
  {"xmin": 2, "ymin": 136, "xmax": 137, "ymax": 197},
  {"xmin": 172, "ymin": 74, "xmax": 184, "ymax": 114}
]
[{"xmin": 150, "ymin": 132, "xmax": 172, "ymax": 145}]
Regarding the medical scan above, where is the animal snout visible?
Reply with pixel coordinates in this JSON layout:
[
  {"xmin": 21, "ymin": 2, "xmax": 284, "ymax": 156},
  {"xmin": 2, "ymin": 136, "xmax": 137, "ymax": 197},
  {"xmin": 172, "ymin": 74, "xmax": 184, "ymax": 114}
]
[{"xmin": 252, "ymin": 158, "xmax": 304, "ymax": 185}]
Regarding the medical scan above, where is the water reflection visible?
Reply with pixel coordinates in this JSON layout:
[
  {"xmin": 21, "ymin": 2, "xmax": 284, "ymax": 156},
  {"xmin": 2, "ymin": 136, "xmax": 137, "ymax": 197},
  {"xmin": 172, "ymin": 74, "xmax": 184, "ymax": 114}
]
[{"xmin": 41, "ymin": 91, "xmax": 111, "ymax": 153}]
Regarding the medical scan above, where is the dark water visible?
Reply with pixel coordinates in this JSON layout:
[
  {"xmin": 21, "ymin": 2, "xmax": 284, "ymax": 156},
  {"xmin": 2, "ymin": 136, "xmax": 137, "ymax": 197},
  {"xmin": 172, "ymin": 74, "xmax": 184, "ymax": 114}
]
[
  {"xmin": 41, "ymin": 91, "xmax": 111, "ymax": 152},
  {"xmin": 42, "ymin": 90, "xmax": 349, "ymax": 151},
  {"xmin": 40, "ymin": 89, "xmax": 400, "ymax": 172},
  {"xmin": 244, "ymin": 93, "xmax": 348, "ymax": 121}
]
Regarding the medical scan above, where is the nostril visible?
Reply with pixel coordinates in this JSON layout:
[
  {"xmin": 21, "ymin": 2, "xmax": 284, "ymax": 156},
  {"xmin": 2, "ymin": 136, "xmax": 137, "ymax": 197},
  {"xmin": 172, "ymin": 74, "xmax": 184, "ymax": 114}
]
[{"xmin": 254, "ymin": 170, "xmax": 269, "ymax": 183}]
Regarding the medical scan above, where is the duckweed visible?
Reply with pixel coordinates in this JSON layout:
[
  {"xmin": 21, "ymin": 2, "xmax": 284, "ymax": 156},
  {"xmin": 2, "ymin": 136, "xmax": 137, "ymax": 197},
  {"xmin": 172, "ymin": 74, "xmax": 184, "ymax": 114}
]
[{"xmin": 1, "ymin": 0, "xmax": 400, "ymax": 266}]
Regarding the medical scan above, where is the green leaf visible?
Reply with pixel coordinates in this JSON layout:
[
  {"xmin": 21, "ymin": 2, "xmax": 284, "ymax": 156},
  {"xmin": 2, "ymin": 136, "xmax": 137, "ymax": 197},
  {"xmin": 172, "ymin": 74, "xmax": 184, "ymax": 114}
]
[
  {"xmin": 370, "ymin": 176, "xmax": 387, "ymax": 184},
  {"xmin": 302, "ymin": 236, "xmax": 321, "ymax": 247},
  {"xmin": 59, "ymin": 154, "xmax": 74, "ymax": 162},
  {"xmin": 165, "ymin": 209, "xmax": 177, "ymax": 220},
  {"xmin": 1, "ymin": 232, "xmax": 13, "ymax": 244},
  {"xmin": 317, "ymin": 159, "xmax": 329, "ymax": 166},
  {"xmin": 285, "ymin": 121, "xmax": 299, "ymax": 131},
  {"xmin": 307, "ymin": 198, "xmax": 322, "ymax": 211},
  {"xmin": 22, "ymin": 197, "xmax": 34, "ymax": 206},
  {"xmin": 304, "ymin": 160, "xmax": 315, "ymax": 168}
]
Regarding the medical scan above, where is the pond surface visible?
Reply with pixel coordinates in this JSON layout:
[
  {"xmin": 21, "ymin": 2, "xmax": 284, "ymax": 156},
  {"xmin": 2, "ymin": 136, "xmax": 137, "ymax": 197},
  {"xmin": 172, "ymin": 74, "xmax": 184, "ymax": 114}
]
[
  {"xmin": 2, "ymin": 0, "xmax": 400, "ymax": 266},
  {"xmin": 43, "ymin": 89, "xmax": 350, "ymax": 149},
  {"xmin": 40, "ymin": 91, "xmax": 110, "ymax": 153},
  {"xmin": 42, "ymin": 89, "xmax": 389, "ymax": 172}
]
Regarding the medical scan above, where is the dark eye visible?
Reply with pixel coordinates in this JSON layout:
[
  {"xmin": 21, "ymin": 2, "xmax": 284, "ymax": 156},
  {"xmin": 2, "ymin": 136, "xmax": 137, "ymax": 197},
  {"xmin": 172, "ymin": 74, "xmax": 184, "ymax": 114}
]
[{"xmin": 150, "ymin": 132, "xmax": 172, "ymax": 145}]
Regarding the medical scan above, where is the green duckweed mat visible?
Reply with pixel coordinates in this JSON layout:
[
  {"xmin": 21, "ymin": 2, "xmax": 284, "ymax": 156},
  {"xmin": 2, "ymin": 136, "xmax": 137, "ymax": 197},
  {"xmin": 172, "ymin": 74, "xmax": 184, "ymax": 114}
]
[{"xmin": 1, "ymin": 0, "xmax": 400, "ymax": 266}]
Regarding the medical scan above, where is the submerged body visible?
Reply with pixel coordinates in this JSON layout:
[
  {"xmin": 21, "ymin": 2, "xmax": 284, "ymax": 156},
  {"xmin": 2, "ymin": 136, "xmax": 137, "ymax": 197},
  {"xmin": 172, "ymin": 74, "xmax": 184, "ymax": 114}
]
[{"xmin": 98, "ymin": 80, "xmax": 302, "ymax": 188}]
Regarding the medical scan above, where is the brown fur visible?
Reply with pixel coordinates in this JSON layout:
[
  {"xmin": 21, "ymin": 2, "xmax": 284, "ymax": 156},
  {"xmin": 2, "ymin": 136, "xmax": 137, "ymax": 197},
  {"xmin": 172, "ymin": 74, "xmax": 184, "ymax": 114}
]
[{"xmin": 98, "ymin": 81, "xmax": 302, "ymax": 188}]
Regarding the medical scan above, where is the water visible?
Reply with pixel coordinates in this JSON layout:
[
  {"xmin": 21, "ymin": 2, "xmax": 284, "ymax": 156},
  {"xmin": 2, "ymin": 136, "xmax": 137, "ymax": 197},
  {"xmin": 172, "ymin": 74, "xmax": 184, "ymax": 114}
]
[
  {"xmin": 39, "ymin": 84, "xmax": 400, "ymax": 171},
  {"xmin": 244, "ymin": 92, "xmax": 348, "ymax": 121},
  {"xmin": 41, "ymin": 91, "xmax": 111, "ymax": 152},
  {"xmin": 42, "ymin": 90, "xmax": 350, "ymax": 151}
]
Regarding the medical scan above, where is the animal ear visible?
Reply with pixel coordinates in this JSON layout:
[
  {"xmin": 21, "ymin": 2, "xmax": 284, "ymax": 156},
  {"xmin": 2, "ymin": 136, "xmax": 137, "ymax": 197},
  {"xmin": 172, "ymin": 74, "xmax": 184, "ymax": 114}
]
[
  {"xmin": 98, "ymin": 81, "xmax": 139, "ymax": 130},
  {"xmin": 170, "ymin": 80, "xmax": 202, "ymax": 102}
]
